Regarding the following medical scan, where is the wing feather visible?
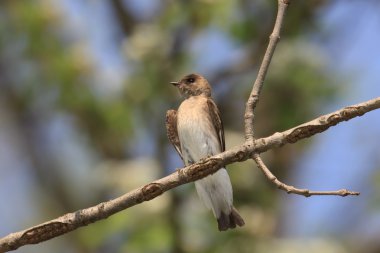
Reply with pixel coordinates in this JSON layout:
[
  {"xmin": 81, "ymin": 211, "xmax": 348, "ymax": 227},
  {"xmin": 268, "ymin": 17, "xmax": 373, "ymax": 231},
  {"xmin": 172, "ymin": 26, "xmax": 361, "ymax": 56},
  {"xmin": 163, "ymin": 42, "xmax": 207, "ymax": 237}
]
[
  {"xmin": 206, "ymin": 99, "xmax": 225, "ymax": 152},
  {"xmin": 166, "ymin": 109, "xmax": 183, "ymax": 161}
]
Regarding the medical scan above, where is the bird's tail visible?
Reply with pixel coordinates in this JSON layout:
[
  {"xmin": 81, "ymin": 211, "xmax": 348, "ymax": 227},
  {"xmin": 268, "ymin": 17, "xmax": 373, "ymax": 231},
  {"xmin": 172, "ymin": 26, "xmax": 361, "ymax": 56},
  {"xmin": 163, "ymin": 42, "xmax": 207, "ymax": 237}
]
[{"xmin": 217, "ymin": 206, "xmax": 245, "ymax": 231}]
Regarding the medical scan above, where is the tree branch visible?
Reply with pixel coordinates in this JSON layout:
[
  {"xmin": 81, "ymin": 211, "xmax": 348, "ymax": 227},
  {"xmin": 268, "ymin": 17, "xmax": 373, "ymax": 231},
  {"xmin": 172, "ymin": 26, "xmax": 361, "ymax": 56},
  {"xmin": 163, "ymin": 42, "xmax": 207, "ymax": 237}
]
[
  {"xmin": 1, "ymin": 96, "xmax": 379, "ymax": 252},
  {"xmin": 244, "ymin": 0, "xmax": 290, "ymax": 141},
  {"xmin": 253, "ymin": 154, "xmax": 359, "ymax": 197}
]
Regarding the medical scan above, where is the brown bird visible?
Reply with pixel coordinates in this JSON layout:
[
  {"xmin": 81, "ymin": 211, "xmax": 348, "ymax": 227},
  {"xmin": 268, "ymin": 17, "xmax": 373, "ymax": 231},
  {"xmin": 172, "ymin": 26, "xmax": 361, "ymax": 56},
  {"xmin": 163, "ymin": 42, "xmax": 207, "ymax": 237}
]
[{"xmin": 166, "ymin": 73, "xmax": 245, "ymax": 231}]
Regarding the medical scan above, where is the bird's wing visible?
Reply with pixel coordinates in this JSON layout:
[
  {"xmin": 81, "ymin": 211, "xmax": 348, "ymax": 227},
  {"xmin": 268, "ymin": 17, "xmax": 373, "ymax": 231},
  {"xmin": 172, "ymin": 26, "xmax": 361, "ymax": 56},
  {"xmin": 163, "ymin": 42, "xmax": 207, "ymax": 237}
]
[
  {"xmin": 166, "ymin": 109, "xmax": 183, "ymax": 161},
  {"xmin": 207, "ymin": 99, "xmax": 225, "ymax": 152}
]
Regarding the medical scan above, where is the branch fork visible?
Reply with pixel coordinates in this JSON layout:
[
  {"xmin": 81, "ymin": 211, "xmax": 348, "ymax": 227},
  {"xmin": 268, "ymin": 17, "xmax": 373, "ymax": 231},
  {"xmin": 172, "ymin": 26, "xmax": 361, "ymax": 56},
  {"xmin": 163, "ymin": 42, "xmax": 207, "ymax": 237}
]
[{"xmin": 243, "ymin": 0, "xmax": 359, "ymax": 198}]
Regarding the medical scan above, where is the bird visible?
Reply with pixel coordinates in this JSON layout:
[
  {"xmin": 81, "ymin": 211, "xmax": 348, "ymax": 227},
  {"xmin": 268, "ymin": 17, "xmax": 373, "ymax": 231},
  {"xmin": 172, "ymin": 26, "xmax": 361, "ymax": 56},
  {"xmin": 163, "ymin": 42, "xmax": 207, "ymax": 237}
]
[{"xmin": 166, "ymin": 73, "xmax": 245, "ymax": 231}]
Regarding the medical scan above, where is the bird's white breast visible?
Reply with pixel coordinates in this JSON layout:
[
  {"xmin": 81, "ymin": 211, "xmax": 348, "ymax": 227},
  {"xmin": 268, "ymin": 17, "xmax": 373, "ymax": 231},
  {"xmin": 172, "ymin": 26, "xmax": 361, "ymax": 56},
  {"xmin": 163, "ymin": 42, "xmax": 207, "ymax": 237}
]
[{"xmin": 177, "ymin": 96, "xmax": 220, "ymax": 165}]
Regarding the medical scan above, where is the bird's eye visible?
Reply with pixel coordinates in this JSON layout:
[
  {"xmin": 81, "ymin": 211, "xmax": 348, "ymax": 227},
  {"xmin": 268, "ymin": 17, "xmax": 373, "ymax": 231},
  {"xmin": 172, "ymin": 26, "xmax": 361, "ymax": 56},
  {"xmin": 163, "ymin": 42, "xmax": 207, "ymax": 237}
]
[{"xmin": 187, "ymin": 78, "xmax": 195, "ymax": 83}]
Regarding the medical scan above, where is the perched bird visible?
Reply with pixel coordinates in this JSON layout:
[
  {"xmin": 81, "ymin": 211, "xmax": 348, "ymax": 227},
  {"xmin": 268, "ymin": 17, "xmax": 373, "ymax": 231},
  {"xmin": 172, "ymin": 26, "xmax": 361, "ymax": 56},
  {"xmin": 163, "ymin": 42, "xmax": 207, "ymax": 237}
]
[{"xmin": 166, "ymin": 73, "xmax": 245, "ymax": 231}]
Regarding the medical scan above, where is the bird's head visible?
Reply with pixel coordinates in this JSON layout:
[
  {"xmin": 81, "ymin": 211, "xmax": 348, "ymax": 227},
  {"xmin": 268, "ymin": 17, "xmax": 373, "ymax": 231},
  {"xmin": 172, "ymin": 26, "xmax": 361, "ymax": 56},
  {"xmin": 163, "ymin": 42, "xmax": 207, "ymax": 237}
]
[{"xmin": 170, "ymin": 73, "xmax": 211, "ymax": 98}]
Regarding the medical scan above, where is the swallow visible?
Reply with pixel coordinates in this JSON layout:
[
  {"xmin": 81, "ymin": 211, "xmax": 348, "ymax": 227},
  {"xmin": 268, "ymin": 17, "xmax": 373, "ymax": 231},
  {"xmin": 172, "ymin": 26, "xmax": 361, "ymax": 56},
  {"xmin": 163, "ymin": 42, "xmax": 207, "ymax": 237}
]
[{"xmin": 166, "ymin": 73, "xmax": 245, "ymax": 231}]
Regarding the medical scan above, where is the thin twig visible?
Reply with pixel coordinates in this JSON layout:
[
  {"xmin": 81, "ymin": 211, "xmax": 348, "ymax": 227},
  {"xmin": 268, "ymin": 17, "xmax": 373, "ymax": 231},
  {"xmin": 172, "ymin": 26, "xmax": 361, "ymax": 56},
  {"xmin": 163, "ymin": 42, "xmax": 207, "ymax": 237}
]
[
  {"xmin": 253, "ymin": 154, "xmax": 359, "ymax": 197},
  {"xmin": 0, "ymin": 96, "xmax": 379, "ymax": 252},
  {"xmin": 244, "ymin": 0, "xmax": 290, "ymax": 141},
  {"xmin": 241, "ymin": 0, "xmax": 293, "ymax": 203}
]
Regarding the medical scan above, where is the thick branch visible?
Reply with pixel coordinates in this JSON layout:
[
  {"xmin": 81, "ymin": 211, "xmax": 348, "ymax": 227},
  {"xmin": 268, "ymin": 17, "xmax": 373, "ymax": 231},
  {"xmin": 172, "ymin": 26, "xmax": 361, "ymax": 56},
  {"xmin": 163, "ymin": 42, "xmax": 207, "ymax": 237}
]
[
  {"xmin": 254, "ymin": 97, "xmax": 380, "ymax": 152},
  {"xmin": 244, "ymin": 0, "xmax": 290, "ymax": 141},
  {"xmin": 253, "ymin": 154, "xmax": 359, "ymax": 197},
  {"xmin": 1, "ymin": 96, "xmax": 379, "ymax": 252}
]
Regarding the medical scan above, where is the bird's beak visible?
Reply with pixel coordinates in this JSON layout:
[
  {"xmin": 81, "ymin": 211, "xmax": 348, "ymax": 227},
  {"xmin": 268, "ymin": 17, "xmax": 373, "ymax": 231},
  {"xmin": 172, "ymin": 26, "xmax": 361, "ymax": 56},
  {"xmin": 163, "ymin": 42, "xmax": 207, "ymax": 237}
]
[{"xmin": 170, "ymin": 81, "xmax": 180, "ymax": 86}]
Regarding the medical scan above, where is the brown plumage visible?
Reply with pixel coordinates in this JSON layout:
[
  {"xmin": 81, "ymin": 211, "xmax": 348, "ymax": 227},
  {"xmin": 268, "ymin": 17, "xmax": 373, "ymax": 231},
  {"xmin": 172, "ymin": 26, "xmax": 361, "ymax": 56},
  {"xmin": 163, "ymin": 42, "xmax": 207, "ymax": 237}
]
[{"xmin": 166, "ymin": 73, "xmax": 245, "ymax": 231}]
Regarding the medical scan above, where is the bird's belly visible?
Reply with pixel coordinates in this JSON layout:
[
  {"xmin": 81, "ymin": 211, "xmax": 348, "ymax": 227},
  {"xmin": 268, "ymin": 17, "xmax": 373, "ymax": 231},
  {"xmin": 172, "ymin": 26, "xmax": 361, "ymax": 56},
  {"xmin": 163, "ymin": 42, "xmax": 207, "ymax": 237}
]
[{"xmin": 177, "ymin": 117, "xmax": 220, "ymax": 165}]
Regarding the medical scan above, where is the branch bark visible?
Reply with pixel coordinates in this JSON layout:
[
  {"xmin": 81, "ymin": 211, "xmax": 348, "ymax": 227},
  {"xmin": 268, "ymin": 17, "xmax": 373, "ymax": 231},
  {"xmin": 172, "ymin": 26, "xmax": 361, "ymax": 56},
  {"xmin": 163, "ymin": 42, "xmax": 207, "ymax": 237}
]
[{"xmin": 1, "ymin": 96, "xmax": 379, "ymax": 252}]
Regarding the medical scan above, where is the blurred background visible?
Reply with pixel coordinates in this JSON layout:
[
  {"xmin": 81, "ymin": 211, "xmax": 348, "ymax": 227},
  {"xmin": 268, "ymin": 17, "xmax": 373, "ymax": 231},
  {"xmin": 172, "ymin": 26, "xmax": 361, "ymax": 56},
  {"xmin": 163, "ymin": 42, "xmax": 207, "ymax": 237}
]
[{"xmin": 0, "ymin": 0, "xmax": 379, "ymax": 252}]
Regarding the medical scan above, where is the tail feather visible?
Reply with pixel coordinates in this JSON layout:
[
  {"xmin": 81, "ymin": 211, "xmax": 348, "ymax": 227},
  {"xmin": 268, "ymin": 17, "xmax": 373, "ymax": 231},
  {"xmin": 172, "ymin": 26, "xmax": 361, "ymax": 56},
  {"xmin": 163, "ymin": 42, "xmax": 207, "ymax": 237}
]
[{"xmin": 217, "ymin": 207, "xmax": 245, "ymax": 231}]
